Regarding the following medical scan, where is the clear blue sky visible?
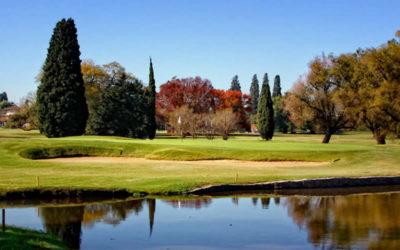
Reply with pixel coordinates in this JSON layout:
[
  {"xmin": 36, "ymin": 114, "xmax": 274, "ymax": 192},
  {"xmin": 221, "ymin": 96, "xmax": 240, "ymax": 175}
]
[{"xmin": 1, "ymin": 0, "xmax": 399, "ymax": 103}]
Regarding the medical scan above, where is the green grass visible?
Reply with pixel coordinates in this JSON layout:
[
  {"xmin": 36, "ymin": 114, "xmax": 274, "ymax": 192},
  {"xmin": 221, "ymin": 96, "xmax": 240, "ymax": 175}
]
[
  {"xmin": 0, "ymin": 225, "xmax": 68, "ymax": 249},
  {"xmin": 1, "ymin": 128, "xmax": 400, "ymax": 195}
]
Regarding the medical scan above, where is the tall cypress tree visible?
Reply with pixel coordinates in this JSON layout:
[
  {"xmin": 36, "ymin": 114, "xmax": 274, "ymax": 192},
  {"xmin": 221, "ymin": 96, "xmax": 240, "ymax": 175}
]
[
  {"xmin": 249, "ymin": 74, "xmax": 259, "ymax": 114},
  {"xmin": 37, "ymin": 18, "xmax": 88, "ymax": 137},
  {"xmin": 272, "ymin": 74, "xmax": 288, "ymax": 133},
  {"xmin": 230, "ymin": 75, "xmax": 241, "ymax": 91},
  {"xmin": 272, "ymin": 75, "xmax": 282, "ymax": 97},
  {"xmin": 257, "ymin": 75, "xmax": 274, "ymax": 140},
  {"xmin": 262, "ymin": 73, "xmax": 269, "ymax": 89},
  {"xmin": 146, "ymin": 58, "xmax": 157, "ymax": 139}
]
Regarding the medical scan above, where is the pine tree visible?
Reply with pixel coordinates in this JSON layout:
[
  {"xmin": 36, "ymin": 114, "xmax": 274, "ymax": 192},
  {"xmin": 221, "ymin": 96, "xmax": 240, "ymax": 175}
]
[
  {"xmin": 230, "ymin": 75, "xmax": 241, "ymax": 91},
  {"xmin": 257, "ymin": 75, "xmax": 274, "ymax": 140},
  {"xmin": 37, "ymin": 18, "xmax": 88, "ymax": 137},
  {"xmin": 272, "ymin": 75, "xmax": 282, "ymax": 97},
  {"xmin": 249, "ymin": 74, "xmax": 259, "ymax": 114},
  {"xmin": 146, "ymin": 58, "xmax": 156, "ymax": 139}
]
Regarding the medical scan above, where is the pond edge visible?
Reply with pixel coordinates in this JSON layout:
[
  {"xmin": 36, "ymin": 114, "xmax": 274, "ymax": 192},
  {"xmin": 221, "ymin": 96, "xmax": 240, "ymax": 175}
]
[
  {"xmin": 2, "ymin": 176, "xmax": 400, "ymax": 200},
  {"xmin": 186, "ymin": 176, "xmax": 400, "ymax": 194}
]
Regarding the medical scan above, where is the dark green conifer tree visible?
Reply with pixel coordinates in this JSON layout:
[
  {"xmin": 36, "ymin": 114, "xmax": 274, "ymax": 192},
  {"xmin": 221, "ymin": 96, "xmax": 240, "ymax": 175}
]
[
  {"xmin": 273, "ymin": 96, "xmax": 289, "ymax": 133},
  {"xmin": 146, "ymin": 58, "xmax": 156, "ymax": 139},
  {"xmin": 249, "ymin": 74, "xmax": 259, "ymax": 114},
  {"xmin": 262, "ymin": 73, "xmax": 269, "ymax": 89},
  {"xmin": 89, "ymin": 74, "xmax": 147, "ymax": 138},
  {"xmin": 37, "ymin": 18, "xmax": 88, "ymax": 137},
  {"xmin": 272, "ymin": 75, "xmax": 282, "ymax": 97},
  {"xmin": 257, "ymin": 75, "xmax": 274, "ymax": 140},
  {"xmin": 0, "ymin": 92, "xmax": 7, "ymax": 102},
  {"xmin": 230, "ymin": 75, "xmax": 241, "ymax": 91},
  {"xmin": 0, "ymin": 91, "xmax": 12, "ymax": 110},
  {"xmin": 272, "ymin": 75, "xmax": 288, "ymax": 132}
]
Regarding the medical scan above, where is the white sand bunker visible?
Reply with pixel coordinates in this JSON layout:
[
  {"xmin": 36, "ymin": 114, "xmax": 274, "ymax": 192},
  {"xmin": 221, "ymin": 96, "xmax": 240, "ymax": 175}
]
[{"xmin": 41, "ymin": 157, "xmax": 329, "ymax": 167}]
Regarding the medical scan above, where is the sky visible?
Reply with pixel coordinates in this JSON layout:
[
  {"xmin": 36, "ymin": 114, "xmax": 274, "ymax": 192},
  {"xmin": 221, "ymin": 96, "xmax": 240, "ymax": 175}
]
[{"xmin": 1, "ymin": 0, "xmax": 399, "ymax": 103}]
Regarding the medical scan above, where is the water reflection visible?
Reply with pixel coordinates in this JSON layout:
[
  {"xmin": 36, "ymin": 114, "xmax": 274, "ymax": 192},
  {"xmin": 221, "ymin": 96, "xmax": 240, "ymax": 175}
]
[
  {"xmin": 284, "ymin": 193, "xmax": 400, "ymax": 249},
  {"xmin": 148, "ymin": 199, "xmax": 155, "ymax": 236},
  {"xmin": 250, "ymin": 197, "xmax": 279, "ymax": 208},
  {"xmin": 5, "ymin": 191, "xmax": 400, "ymax": 249},
  {"xmin": 39, "ymin": 199, "xmax": 156, "ymax": 249},
  {"xmin": 40, "ymin": 206, "xmax": 84, "ymax": 249},
  {"xmin": 162, "ymin": 199, "xmax": 211, "ymax": 209}
]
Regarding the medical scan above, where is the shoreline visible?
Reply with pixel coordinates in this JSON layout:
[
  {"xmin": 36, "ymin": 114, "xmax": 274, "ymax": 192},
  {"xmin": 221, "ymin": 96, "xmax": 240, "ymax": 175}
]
[
  {"xmin": 186, "ymin": 176, "xmax": 400, "ymax": 194},
  {"xmin": 0, "ymin": 188, "xmax": 144, "ymax": 201},
  {"xmin": 2, "ymin": 176, "xmax": 400, "ymax": 201}
]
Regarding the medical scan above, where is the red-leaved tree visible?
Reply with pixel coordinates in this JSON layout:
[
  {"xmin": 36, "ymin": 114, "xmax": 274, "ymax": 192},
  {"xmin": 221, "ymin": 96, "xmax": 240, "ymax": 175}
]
[
  {"xmin": 157, "ymin": 77, "xmax": 252, "ymax": 132},
  {"xmin": 157, "ymin": 77, "xmax": 216, "ymax": 125}
]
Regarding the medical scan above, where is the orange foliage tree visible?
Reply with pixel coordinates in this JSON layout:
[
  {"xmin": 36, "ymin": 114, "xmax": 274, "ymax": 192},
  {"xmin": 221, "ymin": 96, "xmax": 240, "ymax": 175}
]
[{"xmin": 213, "ymin": 89, "xmax": 252, "ymax": 131}]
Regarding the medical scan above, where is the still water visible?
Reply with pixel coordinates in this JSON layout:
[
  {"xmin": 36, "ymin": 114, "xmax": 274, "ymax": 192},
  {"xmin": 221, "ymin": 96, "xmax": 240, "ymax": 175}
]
[{"xmin": 2, "ymin": 187, "xmax": 400, "ymax": 249}]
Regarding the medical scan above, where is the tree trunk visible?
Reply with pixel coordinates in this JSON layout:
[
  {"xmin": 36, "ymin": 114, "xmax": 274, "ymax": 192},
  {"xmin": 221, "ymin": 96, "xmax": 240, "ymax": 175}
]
[
  {"xmin": 222, "ymin": 133, "xmax": 228, "ymax": 140},
  {"xmin": 374, "ymin": 132, "xmax": 386, "ymax": 145},
  {"xmin": 322, "ymin": 133, "xmax": 332, "ymax": 143}
]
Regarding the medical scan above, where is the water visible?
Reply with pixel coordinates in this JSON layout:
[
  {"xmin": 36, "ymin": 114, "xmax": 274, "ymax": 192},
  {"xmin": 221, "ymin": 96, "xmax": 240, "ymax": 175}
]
[{"xmin": 2, "ymin": 187, "xmax": 400, "ymax": 249}]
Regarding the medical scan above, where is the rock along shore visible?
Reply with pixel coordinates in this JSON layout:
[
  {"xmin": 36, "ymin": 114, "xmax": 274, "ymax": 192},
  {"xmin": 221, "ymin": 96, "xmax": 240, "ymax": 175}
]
[{"xmin": 187, "ymin": 176, "xmax": 400, "ymax": 195}]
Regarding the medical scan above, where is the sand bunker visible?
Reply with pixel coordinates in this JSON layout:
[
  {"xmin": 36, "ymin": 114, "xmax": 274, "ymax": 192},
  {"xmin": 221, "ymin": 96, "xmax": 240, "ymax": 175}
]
[{"xmin": 41, "ymin": 157, "xmax": 329, "ymax": 167}]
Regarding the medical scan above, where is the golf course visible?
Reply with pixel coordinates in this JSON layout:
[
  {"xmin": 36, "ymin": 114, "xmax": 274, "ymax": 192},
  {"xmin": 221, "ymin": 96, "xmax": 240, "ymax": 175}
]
[{"xmin": 1, "ymin": 128, "xmax": 400, "ymax": 196}]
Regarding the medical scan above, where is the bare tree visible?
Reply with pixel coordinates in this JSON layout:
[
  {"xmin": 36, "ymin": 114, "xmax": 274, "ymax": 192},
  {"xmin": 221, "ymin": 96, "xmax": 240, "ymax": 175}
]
[{"xmin": 212, "ymin": 109, "xmax": 239, "ymax": 140}]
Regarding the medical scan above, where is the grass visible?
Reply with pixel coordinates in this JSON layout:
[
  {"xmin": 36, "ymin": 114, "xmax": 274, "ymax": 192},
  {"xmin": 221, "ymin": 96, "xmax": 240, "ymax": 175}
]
[
  {"xmin": 1, "ymin": 128, "xmax": 400, "ymax": 195},
  {"xmin": 0, "ymin": 225, "xmax": 68, "ymax": 249}
]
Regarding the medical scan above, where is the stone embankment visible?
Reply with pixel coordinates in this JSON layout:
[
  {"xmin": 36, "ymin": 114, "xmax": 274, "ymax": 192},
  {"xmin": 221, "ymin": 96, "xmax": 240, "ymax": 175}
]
[{"xmin": 187, "ymin": 176, "xmax": 400, "ymax": 195}]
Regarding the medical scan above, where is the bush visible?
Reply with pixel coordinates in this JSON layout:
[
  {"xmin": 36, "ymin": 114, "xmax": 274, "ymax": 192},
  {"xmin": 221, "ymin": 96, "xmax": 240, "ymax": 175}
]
[{"xmin": 212, "ymin": 109, "xmax": 239, "ymax": 140}]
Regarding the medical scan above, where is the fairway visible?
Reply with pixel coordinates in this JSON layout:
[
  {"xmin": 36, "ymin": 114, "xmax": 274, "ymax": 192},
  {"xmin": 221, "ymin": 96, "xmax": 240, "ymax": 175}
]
[{"xmin": 1, "ymin": 128, "xmax": 400, "ymax": 195}]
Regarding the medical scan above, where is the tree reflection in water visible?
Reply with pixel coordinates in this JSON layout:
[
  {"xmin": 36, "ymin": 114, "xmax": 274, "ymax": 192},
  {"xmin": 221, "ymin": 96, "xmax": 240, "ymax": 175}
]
[
  {"xmin": 39, "ymin": 198, "xmax": 211, "ymax": 249},
  {"xmin": 40, "ymin": 206, "xmax": 84, "ymax": 250},
  {"xmin": 35, "ymin": 193, "xmax": 400, "ymax": 249},
  {"xmin": 148, "ymin": 199, "xmax": 155, "ymax": 236},
  {"xmin": 39, "ymin": 199, "xmax": 155, "ymax": 249},
  {"xmin": 283, "ymin": 193, "xmax": 400, "ymax": 249},
  {"xmin": 162, "ymin": 199, "xmax": 212, "ymax": 209},
  {"xmin": 251, "ymin": 198, "xmax": 271, "ymax": 209}
]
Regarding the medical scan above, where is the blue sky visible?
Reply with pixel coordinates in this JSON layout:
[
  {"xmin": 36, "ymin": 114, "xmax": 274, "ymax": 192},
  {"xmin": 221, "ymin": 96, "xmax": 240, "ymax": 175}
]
[{"xmin": 1, "ymin": 0, "xmax": 399, "ymax": 103}]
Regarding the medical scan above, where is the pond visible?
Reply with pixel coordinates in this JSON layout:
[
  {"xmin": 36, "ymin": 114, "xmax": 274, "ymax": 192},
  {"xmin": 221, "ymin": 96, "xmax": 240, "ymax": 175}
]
[{"xmin": 2, "ymin": 186, "xmax": 400, "ymax": 249}]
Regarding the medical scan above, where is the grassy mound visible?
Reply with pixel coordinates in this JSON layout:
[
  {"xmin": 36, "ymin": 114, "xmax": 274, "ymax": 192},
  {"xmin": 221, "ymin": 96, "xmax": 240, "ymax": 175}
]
[
  {"xmin": 20, "ymin": 146, "xmax": 123, "ymax": 159},
  {"xmin": 0, "ymin": 225, "xmax": 68, "ymax": 250}
]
